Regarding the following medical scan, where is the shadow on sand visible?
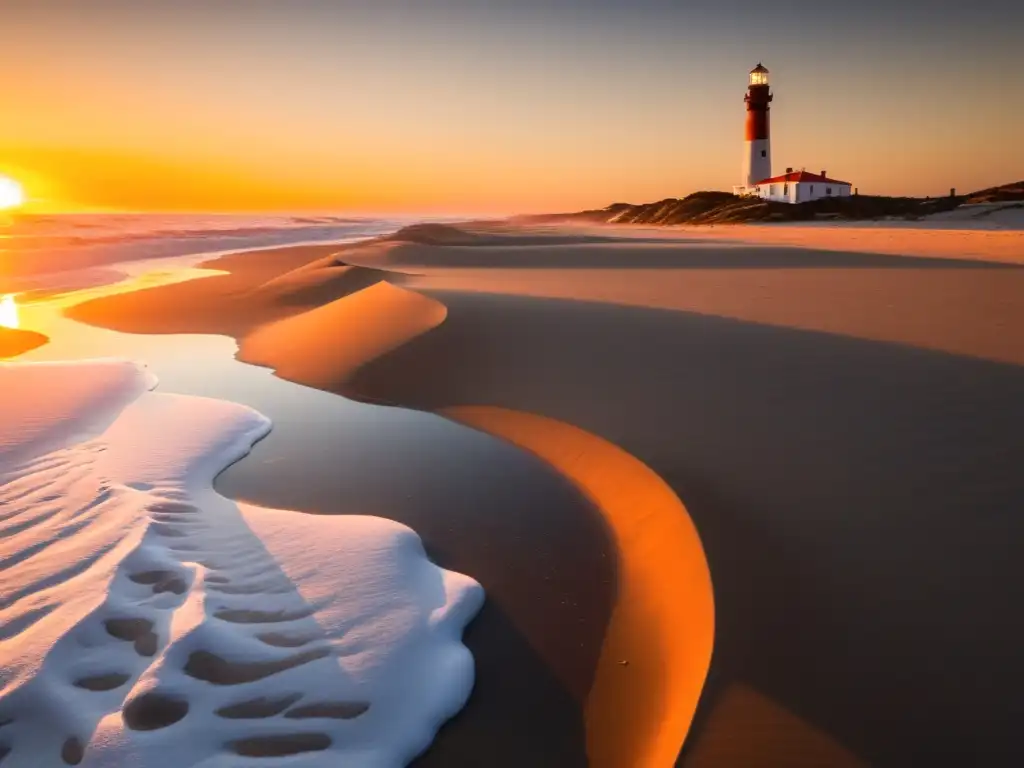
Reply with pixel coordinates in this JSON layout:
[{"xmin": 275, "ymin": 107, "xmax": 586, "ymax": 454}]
[{"xmin": 343, "ymin": 290, "xmax": 1024, "ymax": 767}]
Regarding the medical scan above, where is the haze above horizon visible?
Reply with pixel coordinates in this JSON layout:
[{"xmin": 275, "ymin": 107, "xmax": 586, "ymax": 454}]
[{"xmin": 1, "ymin": 0, "xmax": 1020, "ymax": 214}]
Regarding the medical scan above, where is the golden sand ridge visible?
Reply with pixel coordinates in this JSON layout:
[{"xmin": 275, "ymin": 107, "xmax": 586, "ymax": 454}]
[
  {"xmin": 241, "ymin": 282, "xmax": 447, "ymax": 391},
  {"xmin": 443, "ymin": 406, "xmax": 714, "ymax": 768}
]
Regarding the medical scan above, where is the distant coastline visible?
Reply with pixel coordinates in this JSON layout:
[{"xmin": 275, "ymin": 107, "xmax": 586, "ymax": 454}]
[{"xmin": 520, "ymin": 180, "xmax": 1024, "ymax": 227}]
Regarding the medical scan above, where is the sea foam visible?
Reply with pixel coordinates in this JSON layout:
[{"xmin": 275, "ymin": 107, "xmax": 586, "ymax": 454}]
[{"xmin": 0, "ymin": 360, "xmax": 483, "ymax": 767}]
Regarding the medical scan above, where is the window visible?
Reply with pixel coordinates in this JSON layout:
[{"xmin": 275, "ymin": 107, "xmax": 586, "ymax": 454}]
[
  {"xmin": 826, "ymin": 187, "xmax": 832, "ymax": 196},
  {"xmin": 810, "ymin": 185, "xmax": 814, "ymax": 194},
  {"xmin": 761, "ymin": 150, "xmax": 767, "ymax": 158},
  {"xmin": 784, "ymin": 183, "xmax": 788, "ymax": 195}
]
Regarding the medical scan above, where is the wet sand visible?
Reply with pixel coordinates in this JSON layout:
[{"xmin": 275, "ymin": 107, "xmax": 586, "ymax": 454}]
[{"xmin": 69, "ymin": 223, "xmax": 1024, "ymax": 765}]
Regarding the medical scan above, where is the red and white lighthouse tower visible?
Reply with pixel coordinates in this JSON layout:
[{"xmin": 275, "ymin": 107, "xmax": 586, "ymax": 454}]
[{"xmin": 742, "ymin": 63, "xmax": 773, "ymax": 187}]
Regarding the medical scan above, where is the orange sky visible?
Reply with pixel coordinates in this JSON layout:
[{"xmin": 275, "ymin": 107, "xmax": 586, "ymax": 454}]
[{"xmin": 1, "ymin": 2, "xmax": 1021, "ymax": 214}]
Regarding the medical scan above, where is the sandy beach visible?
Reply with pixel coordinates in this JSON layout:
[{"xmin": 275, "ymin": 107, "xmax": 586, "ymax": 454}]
[
  {"xmin": 667, "ymin": 221, "xmax": 1024, "ymax": 264},
  {"xmin": 4, "ymin": 1, "xmax": 1021, "ymax": 763},
  {"xmin": 64, "ymin": 221, "xmax": 1024, "ymax": 766}
]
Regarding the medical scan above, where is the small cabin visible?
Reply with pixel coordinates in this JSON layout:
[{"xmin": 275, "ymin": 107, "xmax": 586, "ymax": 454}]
[{"xmin": 735, "ymin": 169, "xmax": 853, "ymax": 204}]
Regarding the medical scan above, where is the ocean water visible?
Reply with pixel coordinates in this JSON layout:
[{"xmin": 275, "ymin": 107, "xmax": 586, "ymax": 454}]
[{"xmin": 0, "ymin": 213, "xmax": 409, "ymax": 289}]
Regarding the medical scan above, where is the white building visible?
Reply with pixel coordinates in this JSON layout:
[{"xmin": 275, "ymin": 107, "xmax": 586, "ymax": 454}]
[{"xmin": 742, "ymin": 169, "xmax": 853, "ymax": 203}]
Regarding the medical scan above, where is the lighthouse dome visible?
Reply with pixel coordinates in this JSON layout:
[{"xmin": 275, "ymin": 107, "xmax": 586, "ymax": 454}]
[{"xmin": 749, "ymin": 63, "xmax": 769, "ymax": 86}]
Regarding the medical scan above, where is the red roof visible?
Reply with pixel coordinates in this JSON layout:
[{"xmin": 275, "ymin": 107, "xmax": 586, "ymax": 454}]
[{"xmin": 754, "ymin": 170, "xmax": 851, "ymax": 186}]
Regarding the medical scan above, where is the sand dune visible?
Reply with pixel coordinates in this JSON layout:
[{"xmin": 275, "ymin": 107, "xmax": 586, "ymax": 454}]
[
  {"xmin": 327, "ymin": 222, "xmax": 686, "ymax": 272},
  {"xmin": 253, "ymin": 256, "xmax": 393, "ymax": 306},
  {"xmin": 240, "ymin": 282, "xmax": 447, "ymax": 391},
  {"xmin": 0, "ymin": 360, "xmax": 482, "ymax": 767},
  {"xmin": 380, "ymin": 221, "xmax": 634, "ymax": 248},
  {"xmin": 383, "ymin": 223, "xmax": 494, "ymax": 246}
]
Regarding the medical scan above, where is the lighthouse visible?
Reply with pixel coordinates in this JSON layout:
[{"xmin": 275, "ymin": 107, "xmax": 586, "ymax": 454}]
[
  {"xmin": 742, "ymin": 63, "xmax": 772, "ymax": 187},
  {"xmin": 731, "ymin": 63, "xmax": 855, "ymax": 202}
]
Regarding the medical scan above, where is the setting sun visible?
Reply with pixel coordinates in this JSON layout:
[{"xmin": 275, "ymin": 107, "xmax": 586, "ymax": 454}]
[{"xmin": 0, "ymin": 176, "xmax": 24, "ymax": 210}]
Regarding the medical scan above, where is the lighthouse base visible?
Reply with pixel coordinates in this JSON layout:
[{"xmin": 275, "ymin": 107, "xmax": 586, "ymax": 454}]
[{"xmin": 742, "ymin": 139, "xmax": 772, "ymax": 188}]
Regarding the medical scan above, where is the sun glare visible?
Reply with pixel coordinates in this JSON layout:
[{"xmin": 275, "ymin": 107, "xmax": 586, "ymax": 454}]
[
  {"xmin": 0, "ymin": 176, "xmax": 24, "ymax": 210},
  {"xmin": 0, "ymin": 295, "xmax": 19, "ymax": 329}
]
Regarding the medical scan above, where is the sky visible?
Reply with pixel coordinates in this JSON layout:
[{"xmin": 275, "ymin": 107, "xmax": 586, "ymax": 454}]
[{"xmin": 0, "ymin": 0, "xmax": 1021, "ymax": 214}]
